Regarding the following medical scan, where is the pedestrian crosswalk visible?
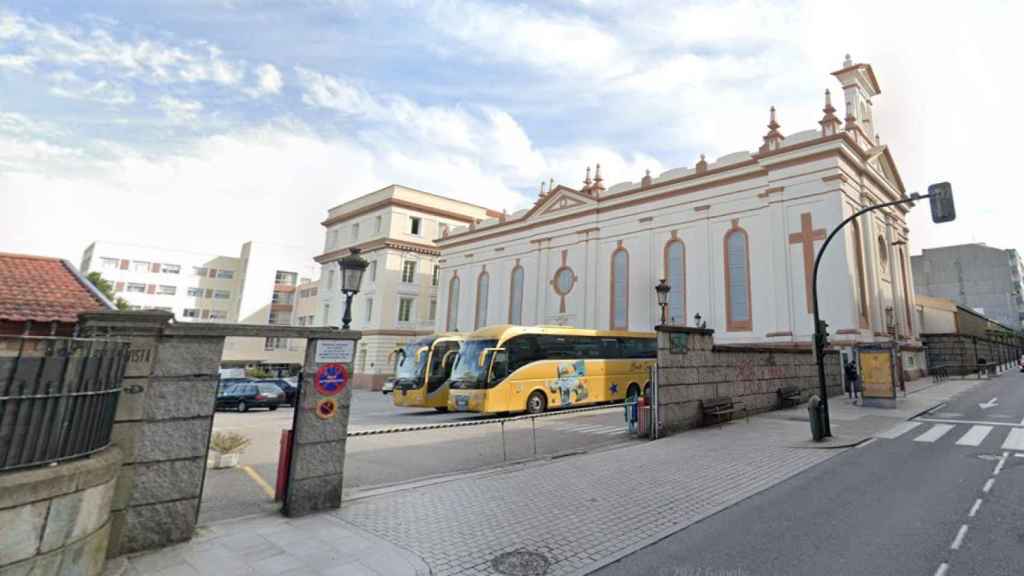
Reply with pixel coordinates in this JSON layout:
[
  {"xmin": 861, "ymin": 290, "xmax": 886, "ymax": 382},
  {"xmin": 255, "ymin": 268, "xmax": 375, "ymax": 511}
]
[
  {"xmin": 546, "ymin": 422, "xmax": 628, "ymax": 436},
  {"xmin": 879, "ymin": 420, "xmax": 1024, "ymax": 451}
]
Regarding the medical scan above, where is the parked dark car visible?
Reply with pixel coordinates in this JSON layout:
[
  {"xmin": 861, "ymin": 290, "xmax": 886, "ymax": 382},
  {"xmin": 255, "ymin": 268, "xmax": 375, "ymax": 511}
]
[
  {"xmin": 215, "ymin": 382, "xmax": 285, "ymax": 412},
  {"xmin": 217, "ymin": 377, "xmax": 251, "ymax": 396},
  {"xmin": 262, "ymin": 378, "xmax": 298, "ymax": 406}
]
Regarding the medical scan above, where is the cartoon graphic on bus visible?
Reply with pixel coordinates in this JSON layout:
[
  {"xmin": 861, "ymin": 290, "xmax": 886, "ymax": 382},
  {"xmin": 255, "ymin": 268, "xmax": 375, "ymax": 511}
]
[{"xmin": 549, "ymin": 360, "xmax": 588, "ymax": 407}]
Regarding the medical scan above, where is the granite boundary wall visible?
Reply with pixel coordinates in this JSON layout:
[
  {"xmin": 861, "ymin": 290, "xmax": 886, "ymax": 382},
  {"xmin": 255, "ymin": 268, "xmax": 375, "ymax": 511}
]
[
  {"xmin": 0, "ymin": 447, "xmax": 122, "ymax": 576},
  {"xmin": 921, "ymin": 333, "xmax": 1021, "ymax": 376},
  {"xmin": 656, "ymin": 326, "xmax": 842, "ymax": 436}
]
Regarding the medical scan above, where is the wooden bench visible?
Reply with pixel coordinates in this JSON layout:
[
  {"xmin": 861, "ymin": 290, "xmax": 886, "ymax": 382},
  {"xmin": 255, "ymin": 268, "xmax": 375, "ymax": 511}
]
[
  {"xmin": 701, "ymin": 397, "xmax": 748, "ymax": 428},
  {"xmin": 776, "ymin": 385, "xmax": 802, "ymax": 408}
]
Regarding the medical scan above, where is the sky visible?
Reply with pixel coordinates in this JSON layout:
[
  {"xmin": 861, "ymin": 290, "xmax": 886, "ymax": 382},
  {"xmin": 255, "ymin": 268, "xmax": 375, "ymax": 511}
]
[{"xmin": 1, "ymin": 0, "xmax": 1022, "ymax": 266}]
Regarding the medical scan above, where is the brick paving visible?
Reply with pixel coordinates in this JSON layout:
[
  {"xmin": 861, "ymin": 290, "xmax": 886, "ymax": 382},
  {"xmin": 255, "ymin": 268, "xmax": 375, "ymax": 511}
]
[{"xmin": 337, "ymin": 418, "xmax": 840, "ymax": 576}]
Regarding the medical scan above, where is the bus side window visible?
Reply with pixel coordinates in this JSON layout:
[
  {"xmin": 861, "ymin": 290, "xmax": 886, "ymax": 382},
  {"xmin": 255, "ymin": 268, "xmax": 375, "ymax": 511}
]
[{"xmin": 507, "ymin": 335, "xmax": 541, "ymax": 372}]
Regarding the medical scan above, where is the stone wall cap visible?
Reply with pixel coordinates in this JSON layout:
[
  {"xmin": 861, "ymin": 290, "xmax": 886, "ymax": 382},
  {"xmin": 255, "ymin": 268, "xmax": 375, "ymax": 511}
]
[
  {"xmin": 162, "ymin": 323, "xmax": 360, "ymax": 339},
  {"xmin": 0, "ymin": 446, "xmax": 123, "ymax": 510},
  {"xmin": 655, "ymin": 325, "xmax": 714, "ymax": 336}
]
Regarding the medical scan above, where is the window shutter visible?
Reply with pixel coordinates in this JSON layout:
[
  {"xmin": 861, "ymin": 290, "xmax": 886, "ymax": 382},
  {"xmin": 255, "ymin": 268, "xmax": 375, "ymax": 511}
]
[
  {"xmin": 150, "ymin": 262, "xmax": 161, "ymax": 273},
  {"xmin": 119, "ymin": 259, "xmax": 129, "ymax": 270},
  {"xmin": 146, "ymin": 284, "xmax": 156, "ymax": 294},
  {"xmin": 727, "ymin": 232, "xmax": 750, "ymax": 324}
]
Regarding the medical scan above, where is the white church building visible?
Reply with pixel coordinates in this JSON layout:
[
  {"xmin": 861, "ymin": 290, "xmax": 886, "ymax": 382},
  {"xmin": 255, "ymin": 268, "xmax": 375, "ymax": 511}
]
[{"xmin": 434, "ymin": 57, "xmax": 926, "ymax": 375}]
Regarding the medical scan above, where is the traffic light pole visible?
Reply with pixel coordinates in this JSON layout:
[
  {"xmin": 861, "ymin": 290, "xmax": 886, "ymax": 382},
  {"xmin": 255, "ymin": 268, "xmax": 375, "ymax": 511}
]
[{"xmin": 812, "ymin": 192, "xmax": 933, "ymax": 439}]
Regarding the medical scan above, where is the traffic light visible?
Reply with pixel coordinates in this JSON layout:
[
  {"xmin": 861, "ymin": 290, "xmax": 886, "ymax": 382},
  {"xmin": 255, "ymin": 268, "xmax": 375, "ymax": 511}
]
[{"xmin": 928, "ymin": 182, "xmax": 955, "ymax": 223}]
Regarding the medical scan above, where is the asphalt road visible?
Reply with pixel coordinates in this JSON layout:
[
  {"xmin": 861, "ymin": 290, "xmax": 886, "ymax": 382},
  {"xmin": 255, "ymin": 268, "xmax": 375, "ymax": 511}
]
[
  {"xmin": 199, "ymin": 390, "xmax": 638, "ymax": 525},
  {"xmin": 594, "ymin": 369, "xmax": 1024, "ymax": 576}
]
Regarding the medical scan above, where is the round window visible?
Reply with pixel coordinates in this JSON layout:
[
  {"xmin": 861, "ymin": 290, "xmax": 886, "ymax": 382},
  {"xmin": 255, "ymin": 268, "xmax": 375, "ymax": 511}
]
[{"xmin": 554, "ymin": 267, "xmax": 575, "ymax": 295}]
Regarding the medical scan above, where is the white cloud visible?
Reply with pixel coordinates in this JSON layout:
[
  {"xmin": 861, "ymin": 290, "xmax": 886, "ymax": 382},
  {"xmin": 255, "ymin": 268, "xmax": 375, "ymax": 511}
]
[
  {"xmin": 295, "ymin": 67, "xmax": 382, "ymax": 117},
  {"xmin": 157, "ymin": 96, "xmax": 204, "ymax": 124},
  {"xmin": 252, "ymin": 63, "xmax": 283, "ymax": 96},
  {"xmin": 49, "ymin": 76, "xmax": 136, "ymax": 106}
]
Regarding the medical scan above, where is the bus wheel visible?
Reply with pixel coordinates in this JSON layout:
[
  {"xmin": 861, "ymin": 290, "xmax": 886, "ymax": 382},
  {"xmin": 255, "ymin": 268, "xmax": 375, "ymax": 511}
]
[
  {"xmin": 626, "ymin": 384, "xmax": 640, "ymax": 401},
  {"xmin": 526, "ymin": 391, "xmax": 547, "ymax": 414},
  {"xmin": 435, "ymin": 407, "xmax": 449, "ymax": 412}
]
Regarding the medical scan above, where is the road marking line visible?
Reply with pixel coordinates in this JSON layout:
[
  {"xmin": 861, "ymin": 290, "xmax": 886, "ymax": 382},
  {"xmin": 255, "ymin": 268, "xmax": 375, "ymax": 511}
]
[
  {"xmin": 1001, "ymin": 427, "xmax": 1024, "ymax": 451},
  {"xmin": 968, "ymin": 498, "xmax": 982, "ymax": 518},
  {"xmin": 955, "ymin": 425, "xmax": 993, "ymax": 447},
  {"xmin": 934, "ymin": 562, "xmax": 948, "ymax": 576},
  {"xmin": 914, "ymin": 424, "xmax": 954, "ymax": 443},
  {"xmin": 241, "ymin": 465, "xmax": 276, "ymax": 499},
  {"xmin": 994, "ymin": 452, "xmax": 1009, "ymax": 475},
  {"xmin": 877, "ymin": 421, "xmax": 921, "ymax": 439},
  {"xmin": 950, "ymin": 524, "xmax": 968, "ymax": 550},
  {"xmin": 917, "ymin": 417, "xmax": 1024, "ymax": 428},
  {"xmin": 1020, "ymin": 414, "xmax": 1024, "ymax": 426},
  {"xmin": 983, "ymin": 478, "xmax": 995, "ymax": 493}
]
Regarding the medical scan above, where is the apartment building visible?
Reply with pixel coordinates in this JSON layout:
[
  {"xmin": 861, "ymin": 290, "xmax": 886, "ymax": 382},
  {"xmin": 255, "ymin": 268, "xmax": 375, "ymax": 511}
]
[
  {"xmin": 315, "ymin": 185, "xmax": 499, "ymax": 389},
  {"xmin": 912, "ymin": 243, "xmax": 1024, "ymax": 329},
  {"xmin": 81, "ymin": 240, "xmax": 319, "ymax": 371}
]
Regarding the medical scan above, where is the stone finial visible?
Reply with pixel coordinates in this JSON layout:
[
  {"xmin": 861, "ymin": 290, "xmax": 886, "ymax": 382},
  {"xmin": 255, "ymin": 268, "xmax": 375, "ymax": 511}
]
[
  {"xmin": 843, "ymin": 53, "xmax": 853, "ymax": 67},
  {"xmin": 641, "ymin": 169, "xmax": 652, "ymax": 189},
  {"xmin": 582, "ymin": 165, "xmax": 592, "ymax": 193},
  {"xmin": 500, "ymin": 209, "xmax": 507, "ymax": 222},
  {"xmin": 819, "ymin": 89, "xmax": 842, "ymax": 136},
  {"xmin": 759, "ymin": 106, "xmax": 785, "ymax": 153},
  {"xmin": 539, "ymin": 181, "xmax": 546, "ymax": 198},
  {"xmin": 592, "ymin": 163, "xmax": 605, "ymax": 194},
  {"xmin": 549, "ymin": 178, "xmax": 554, "ymax": 192},
  {"xmin": 695, "ymin": 154, "xmax": 708, "ymax": 174}
]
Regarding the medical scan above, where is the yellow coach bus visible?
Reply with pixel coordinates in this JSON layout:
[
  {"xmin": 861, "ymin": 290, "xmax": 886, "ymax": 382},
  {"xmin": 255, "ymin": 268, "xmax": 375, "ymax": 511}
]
[
  {"xmin": 447, "ymin": 325, "xmax": 656, "ymax": 415},
  {"xmin": 390, "ymin": 333, "xmax": 464, "ymax": 411}
]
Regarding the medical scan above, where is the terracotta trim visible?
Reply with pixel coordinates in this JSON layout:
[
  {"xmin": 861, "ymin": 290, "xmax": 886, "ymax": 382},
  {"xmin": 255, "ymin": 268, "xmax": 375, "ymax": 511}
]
[
  {"xmin": 724, "ymin": 222, "xmax": 752, "ymax": 332},
  {"xmin": 446, "ymin": 272, "xmax": 460, "ymax": 331},
  {"xmin": 610, "ymin": 242, "xmax": 629, "ymax": 330},
  {"xmin": 474, "ymin": 267, "xmax": 489, "ymax": 329},
  {"xmin": 315, "ymin": 238, "xmax": 438, "ymax": 263},
  {"xmin": 836, "ymin": 329, "xmax": 861, "ymax": 335},
  {"xmin": 851, "ymin": 217, "xmax": 870, "ymax": 329},
  {"xmin": 788, "ymin": 212, "xmax": 827, "ymax": 314},
  {"xmin": 663, "ymin": 238, "xmax": 687, "ymax": 326},
  {"xmin": 765, "ymin": 331, "xmax": 792, "ymax": 337},
  {"xmin": 551, "ymin": 250, "xmax": 578, "ymax": 314},
  {"xmin": 765, "ymin": 186, "xmax": 785, "ymax": 194},
  {"xmin": 899, "ymin": 248, "xmax": 913, "ymax": 336},
  {"xmin": 508, "ymin": 260, "xmax": 523, "ymax": 324}
]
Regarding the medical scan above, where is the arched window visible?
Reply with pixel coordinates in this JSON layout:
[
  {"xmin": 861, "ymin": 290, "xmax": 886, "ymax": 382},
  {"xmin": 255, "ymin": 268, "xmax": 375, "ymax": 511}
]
[
  {"xmin": 724, "ymin": 226, "xmax": 751, "ymax": 331},
  {"xmin": 508, "ymin": 264, "xmax": 524, "ymax": 324},
  {"xmin": 446, "ymin": 274, "xmax": 460, "ymax": 331},
  {"xmin": 474, "ymin": 270, "xmax": 490, "ymax": 329},
  {"xmin": 851, "ymin": 219, "xmax": 869, "ymax": 328},
  {"xmin": 610, "ymin": 247, "xmax": 629, "ymax": 330},
  {"xmin": 664, "ymin": 239, "xmax": 686, "ymax": 324}
]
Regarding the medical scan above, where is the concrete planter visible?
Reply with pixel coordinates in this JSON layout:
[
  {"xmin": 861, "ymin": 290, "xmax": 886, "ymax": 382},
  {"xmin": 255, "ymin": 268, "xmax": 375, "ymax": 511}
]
[{"xmin": 211, "ymin": 453, "xmax": 239, "ymax": 469}]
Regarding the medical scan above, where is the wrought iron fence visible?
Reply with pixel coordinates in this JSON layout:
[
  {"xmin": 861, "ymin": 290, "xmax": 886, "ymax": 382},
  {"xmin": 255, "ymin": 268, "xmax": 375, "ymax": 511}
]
[{"xmin": 0, "ymin": 336, "xmax": 129, "ymax": 472}]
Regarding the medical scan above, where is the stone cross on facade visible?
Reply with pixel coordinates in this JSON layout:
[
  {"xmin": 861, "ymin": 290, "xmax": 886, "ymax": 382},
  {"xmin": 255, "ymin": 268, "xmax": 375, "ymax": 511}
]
[{"xmin": 789, "ymin": 212, "xmax": 827, "ymax": 313}]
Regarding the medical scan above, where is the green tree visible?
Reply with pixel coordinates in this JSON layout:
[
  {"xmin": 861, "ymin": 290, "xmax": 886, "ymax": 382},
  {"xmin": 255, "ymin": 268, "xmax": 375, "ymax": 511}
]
[{"xmin": 86, "ymin": 271, "xmax": 131, "ymax": 310}]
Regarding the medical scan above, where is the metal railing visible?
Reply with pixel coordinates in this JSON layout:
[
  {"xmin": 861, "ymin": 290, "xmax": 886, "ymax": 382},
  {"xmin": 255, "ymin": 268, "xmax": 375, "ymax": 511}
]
[{"xmin": 0, "ymin": 336, "xmax": 129, "ymax": 472}]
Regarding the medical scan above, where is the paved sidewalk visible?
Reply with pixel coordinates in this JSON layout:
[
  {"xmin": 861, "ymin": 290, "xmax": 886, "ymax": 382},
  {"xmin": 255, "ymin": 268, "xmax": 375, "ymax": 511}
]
[{"xmin": 116, "ymin": 372, "xmax": 988, "ymax": 576}]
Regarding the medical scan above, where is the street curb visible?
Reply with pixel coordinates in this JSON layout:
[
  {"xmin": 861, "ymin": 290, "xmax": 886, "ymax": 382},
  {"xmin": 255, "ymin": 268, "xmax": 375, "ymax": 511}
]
[{"xmin": 785, "ymin": 435, "xmax": 872, "ymax": 450}]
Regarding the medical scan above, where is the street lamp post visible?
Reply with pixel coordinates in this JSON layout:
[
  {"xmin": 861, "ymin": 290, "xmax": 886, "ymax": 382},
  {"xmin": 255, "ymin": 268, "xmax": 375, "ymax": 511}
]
[
  {"xmin": 655, "ymin": 279, "xmax": 671, "ymax": 325},
  {"xmin": 337, "ymin": 247, "xmax": 369, "ymax": 330},
  {"xmin": 810, "ymin": 183, "xmax": 956, "ymax": 440}
]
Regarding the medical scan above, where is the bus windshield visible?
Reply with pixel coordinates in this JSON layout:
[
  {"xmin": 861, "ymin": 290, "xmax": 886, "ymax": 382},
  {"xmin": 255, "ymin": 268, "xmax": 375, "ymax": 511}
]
[
  {"xmin": 448, "ymin": 339, "xmax": 498, "ymax": 389},
  {"xmin": 394, "ymin": 339, "xmax": 431, "ymax": 388}
]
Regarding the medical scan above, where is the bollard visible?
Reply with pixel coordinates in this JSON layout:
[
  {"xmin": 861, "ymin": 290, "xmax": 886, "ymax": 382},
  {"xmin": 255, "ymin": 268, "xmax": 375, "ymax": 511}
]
[
  {"xmin": 275, "ymin": 429, "xmax": 293, "ymax": 502},
  {"xmin": 808, "ymin": 395, "xmax": 824, "ymax": 442}
]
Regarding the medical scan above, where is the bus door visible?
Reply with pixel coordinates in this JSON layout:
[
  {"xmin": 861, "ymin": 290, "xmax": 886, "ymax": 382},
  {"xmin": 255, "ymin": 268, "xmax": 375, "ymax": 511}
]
[{"xmin": 426, "ymin": 340, "xmax": 460, "ymax": 399}]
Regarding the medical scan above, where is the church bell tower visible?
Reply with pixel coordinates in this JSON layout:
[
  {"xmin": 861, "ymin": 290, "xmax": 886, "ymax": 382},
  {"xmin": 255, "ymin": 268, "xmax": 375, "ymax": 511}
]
[{"xmin": 831, "ymin": 54, "xmax": 882, "ymax": 149}]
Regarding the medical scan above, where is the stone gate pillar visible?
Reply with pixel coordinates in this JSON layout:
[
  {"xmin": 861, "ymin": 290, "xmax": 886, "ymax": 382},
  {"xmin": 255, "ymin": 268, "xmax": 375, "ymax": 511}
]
[{"xmin": 284, "ymin": 335, "xmax": 359, "ymax": 517}]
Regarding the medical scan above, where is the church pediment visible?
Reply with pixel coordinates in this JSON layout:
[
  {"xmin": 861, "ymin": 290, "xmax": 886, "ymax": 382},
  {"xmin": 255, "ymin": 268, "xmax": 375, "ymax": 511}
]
[
  {"xmin": 523, "ymin": 185, "xmax": 597, "ymax": 220},
  {"xmin": 865, "ymin": 145, "xmax": 906, "ymax": 194}
]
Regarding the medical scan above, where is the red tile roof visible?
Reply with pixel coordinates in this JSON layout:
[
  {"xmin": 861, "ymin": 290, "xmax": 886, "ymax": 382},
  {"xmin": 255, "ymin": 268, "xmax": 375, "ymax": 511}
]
[{"xmin": 0, "ymin": 252, "xmax": 111, "ymax": 324}]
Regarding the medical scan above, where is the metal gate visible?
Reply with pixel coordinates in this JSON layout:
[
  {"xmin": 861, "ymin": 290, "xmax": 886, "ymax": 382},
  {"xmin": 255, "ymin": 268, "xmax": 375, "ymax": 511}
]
[{"xmin": 0, "ymin": 336, "xmax": 129, "ymax": 471}]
